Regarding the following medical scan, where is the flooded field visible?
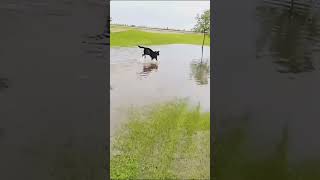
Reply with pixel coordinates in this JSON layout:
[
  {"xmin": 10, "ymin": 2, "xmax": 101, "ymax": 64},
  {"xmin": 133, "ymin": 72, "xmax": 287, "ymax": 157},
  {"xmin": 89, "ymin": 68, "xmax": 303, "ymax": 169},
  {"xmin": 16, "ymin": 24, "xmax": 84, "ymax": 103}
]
[{"xmin": 110, "ymin": 44, "xmax": 210, "ymax": 136}]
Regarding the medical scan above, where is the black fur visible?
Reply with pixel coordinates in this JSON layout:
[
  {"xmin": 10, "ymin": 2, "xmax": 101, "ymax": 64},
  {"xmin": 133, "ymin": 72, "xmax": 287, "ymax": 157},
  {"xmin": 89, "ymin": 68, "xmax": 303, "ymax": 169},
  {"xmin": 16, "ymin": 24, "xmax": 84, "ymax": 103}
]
[{"xmin": 138, "ymin": 45, "xmax": 160, "ymax": 60}]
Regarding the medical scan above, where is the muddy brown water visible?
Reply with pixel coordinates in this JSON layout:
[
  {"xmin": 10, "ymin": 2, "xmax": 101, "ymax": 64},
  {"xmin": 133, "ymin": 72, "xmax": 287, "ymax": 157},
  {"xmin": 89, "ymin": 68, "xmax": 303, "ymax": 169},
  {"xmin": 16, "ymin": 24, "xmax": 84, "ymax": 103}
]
[{"xmin": 110, "ymin": 44, "xmax": 210, "ymax": 136}]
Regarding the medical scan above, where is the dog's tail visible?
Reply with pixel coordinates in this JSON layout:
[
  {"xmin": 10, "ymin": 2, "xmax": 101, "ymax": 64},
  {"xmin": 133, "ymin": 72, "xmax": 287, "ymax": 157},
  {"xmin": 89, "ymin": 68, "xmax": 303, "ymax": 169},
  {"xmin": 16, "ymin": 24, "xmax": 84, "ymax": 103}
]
[{"xmin": 138, "ymin": 45, "xmax": 145, "ymax": 48}]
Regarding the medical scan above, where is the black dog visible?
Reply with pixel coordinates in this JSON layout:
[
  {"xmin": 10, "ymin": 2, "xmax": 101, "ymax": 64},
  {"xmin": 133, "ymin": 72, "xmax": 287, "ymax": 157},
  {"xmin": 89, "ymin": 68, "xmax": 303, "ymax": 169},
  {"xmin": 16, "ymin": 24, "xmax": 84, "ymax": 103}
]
[{"xmin": 138, "ymin": 45, "xmax": 160, "ymax": 60}]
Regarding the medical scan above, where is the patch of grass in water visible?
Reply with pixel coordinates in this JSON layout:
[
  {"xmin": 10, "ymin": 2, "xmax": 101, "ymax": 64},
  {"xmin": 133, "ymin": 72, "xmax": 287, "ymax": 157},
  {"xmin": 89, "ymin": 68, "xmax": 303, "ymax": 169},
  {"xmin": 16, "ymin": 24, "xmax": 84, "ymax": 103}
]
[
  {"xmin": 110, "ymin": 100, "xmax": 210, "ymax": 179},
  {"xmin": 111, "ymin": 29, "xmax": 210, "ymax": 47}
]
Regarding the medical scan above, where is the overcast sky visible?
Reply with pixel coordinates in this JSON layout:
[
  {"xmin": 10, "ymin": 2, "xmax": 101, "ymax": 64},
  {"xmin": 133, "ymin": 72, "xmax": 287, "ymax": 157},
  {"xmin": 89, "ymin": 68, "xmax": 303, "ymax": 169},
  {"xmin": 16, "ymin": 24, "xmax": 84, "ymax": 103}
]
[{"xmin": 110, "ymin": 1, "xmax": 210, "ymax": 30}]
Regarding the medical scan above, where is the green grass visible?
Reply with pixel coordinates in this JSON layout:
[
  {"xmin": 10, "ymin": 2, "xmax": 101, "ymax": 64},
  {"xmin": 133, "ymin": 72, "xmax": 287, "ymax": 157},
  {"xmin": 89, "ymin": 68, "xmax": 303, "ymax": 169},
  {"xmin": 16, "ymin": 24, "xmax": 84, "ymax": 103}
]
[
  {"xmin": 110, "ymin": 100, "xmax": 210, "ymax": 179},
  {"xmin": 111, "ymin": 29, "xmax": 210, "ymax": 47}
]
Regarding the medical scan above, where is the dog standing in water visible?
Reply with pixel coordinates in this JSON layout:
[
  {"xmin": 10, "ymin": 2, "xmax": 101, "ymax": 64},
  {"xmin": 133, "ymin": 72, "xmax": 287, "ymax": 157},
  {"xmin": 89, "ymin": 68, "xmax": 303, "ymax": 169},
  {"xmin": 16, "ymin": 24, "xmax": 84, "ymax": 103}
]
[{"xmin": 138, "ymin": 45, "xmax": 160, "ymax": 61}]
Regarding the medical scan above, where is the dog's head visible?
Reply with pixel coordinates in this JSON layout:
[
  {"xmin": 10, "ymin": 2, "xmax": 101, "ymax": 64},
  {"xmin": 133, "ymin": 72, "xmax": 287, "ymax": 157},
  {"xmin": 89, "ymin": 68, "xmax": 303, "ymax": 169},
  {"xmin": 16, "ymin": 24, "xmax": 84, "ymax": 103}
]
[{"xmin": 155, "ymin": 51, "xmax": 160, "ymax": 55}]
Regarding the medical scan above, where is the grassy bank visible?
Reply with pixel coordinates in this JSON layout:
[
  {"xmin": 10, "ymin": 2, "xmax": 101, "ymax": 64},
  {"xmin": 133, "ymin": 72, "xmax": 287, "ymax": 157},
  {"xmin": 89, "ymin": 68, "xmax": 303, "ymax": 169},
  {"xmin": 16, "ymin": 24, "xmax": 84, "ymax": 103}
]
[
  {"xmin": 110, "ymin": 100, "xmax": 210, "ymax": 179},
  {"xmin": 111, "ymin": 29, "xmax": 210, "ymax": 47}
]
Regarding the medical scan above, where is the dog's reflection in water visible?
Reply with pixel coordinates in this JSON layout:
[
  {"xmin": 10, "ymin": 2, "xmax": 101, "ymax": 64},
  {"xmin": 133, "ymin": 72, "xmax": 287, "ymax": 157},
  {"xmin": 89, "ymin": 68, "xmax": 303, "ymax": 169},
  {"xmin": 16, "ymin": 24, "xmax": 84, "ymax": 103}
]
[{"xmin": 138, "ymin": 63, "xmax": 158, "ymax": 77}]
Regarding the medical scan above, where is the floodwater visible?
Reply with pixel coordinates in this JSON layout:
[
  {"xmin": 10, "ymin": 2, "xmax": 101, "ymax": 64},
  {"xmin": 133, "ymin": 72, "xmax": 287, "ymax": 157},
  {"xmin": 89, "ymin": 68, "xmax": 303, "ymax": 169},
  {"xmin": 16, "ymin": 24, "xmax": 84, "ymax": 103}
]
[
  {"xmin": 214, "ymin": 0, "xmax": 320, "ymax": 169},
  {"xmin": 110, "ymin": 44, "xmax": 210, "ymax": 136},
  {"xmin": 0, "ymin": 1, "xmax": 108, "ymax": 179}
]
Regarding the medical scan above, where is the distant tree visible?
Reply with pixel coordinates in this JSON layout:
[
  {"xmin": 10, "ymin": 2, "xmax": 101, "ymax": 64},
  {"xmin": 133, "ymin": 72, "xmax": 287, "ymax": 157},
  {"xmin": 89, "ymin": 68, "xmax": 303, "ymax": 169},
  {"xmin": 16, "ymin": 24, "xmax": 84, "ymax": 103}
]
[
  {"xmin": 193, "ymin": 9, "xmax": 210, "ymax": 61},
  {"xmin": 193, "ymin": 10, "xmax": 210, "ymax": 35}
]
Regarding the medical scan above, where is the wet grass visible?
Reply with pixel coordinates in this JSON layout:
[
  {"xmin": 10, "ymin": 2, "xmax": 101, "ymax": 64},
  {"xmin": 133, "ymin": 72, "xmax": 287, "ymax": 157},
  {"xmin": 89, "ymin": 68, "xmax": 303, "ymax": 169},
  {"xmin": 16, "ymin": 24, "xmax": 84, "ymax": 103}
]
[
  {"xmin": 110, "ymin": 100, "xmax": 210, "ymax": 179},
  {"xmin": 214, "ymin": 115, "xmax": 320, "ymax": 180},
  {"xmin": 111, "ymin": 29, "xmax": 210, "ymax": 47}
]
